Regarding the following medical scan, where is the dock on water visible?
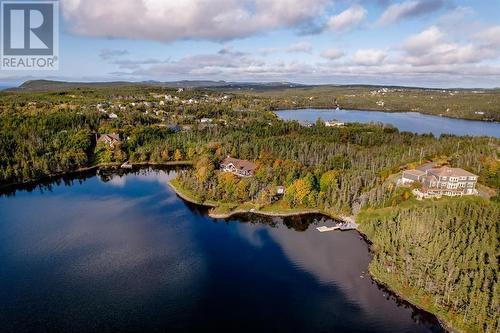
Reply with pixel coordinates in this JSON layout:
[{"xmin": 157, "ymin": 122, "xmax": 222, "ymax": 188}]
[
  {"xmin": 121, "ymin": 161, "xmax": 133, "ymax": 169},
  {"xmin": 316, "ymin": 221, "xmax": 358, "ymax": 233},
  {"xmin": 317, "ymin": 226, "xmax": 340, "ymax": 232}
]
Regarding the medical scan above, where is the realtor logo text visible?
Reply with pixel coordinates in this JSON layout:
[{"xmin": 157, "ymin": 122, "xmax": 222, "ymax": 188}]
[{"xmin": 1, "ymin": 0, "xmax": 59, "ymax": 70}]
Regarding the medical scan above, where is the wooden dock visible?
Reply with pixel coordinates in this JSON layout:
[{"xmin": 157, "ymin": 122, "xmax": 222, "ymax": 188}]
[
  {"xmin": 316, "ymin": 221, "xmax": 358, "ymax": 233},
  {"xmin": 121, "ymin": 161, "xmax": 133, "ymax": 169},
  {"xmin": 317, "ymin": 226, "xmax": 340, "ymax": 232}
]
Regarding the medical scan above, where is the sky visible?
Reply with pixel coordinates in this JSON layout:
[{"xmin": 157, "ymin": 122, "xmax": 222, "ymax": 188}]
[{"xmin": 1, "ymin": 0, "xmax": 500, "ymax": 88}]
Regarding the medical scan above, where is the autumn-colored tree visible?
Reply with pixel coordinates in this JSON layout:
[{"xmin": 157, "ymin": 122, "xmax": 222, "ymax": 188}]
[
  {"xmin": 187, "ymin": 147, "xmax": 196, "ymax": 160},
  {"xmin": 195, "ymin": 156, "xmax": 215, "ymax": 184},
  {"xmin": 174, "ymin": 149, "xmax": 183, "ymax": 161},
  {"xmin": 320, "ymin": 170, "xmax": 337, "ymax": 192},
  {"xmin": 161, "ymin": 150, "xmax": 169, "ymax": 162},
  {"xmin": 294, "ymin": 177, "xmax": 312, "ymax": 205}
]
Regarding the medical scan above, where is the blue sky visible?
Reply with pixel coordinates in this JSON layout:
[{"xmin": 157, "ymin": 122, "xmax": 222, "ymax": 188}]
[{"xmin": 1, "ymin": 0, "xmax": 500, "ymax": 87}]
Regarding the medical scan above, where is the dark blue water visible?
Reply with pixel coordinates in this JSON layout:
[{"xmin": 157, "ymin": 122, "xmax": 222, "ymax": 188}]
[
  {"xmin": 276, "ymin": 109, "xmax": 500, "ymax": 137},
  {"xmin": 0, "ymin": 169, "xmax": 443, "ymax": 333}
]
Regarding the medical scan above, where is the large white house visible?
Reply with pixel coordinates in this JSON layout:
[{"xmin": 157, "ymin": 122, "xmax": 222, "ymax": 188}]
[{"xmin": 402, "ymin": 164, "xmax": 478, "ymax": 199}]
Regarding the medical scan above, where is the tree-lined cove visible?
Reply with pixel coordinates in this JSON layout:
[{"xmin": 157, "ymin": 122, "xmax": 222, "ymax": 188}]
[
  {"xmin": 0, "ymin": 169, "xmax": 444, "ymax": 333},
  {"xmin": 0, "ymin": 84, "xmax": 498, "ymax": 333}
]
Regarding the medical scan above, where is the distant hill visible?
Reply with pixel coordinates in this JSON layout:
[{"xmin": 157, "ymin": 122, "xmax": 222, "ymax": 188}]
[
  {"xmin": 6, "ymin": 80, "xmax": 146, "ymax": 92},
  {"xmin": 6, "ymin": 79, "xmax": 307, "ymax": 92},
  {"xmin": 6, "ymin": 79, "xmax": 499, "ymax": 93}
]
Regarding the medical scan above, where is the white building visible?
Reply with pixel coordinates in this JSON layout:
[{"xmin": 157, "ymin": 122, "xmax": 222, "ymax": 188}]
[
  {"xmin": 325, "ymin": 120, "xmax": 345, "ymax": 127},
  {"xmin": 402, "ymin": 165, "xmax": 478, "ymax": 199}
]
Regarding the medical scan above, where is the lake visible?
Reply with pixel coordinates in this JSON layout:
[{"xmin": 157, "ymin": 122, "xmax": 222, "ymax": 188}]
[
  {"xmin": 275, "ymin": 109, "xmax": 500, "ymax": 138},
  {"xmin": 0, "ymin": 169, "xmax": 443, "ymax": 333}
]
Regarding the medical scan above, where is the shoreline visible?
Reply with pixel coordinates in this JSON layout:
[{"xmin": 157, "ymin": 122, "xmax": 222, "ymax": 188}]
[
  {"xmin": 169, "ymin": 177, "xmax": 453, "ymax": 332},
  {"xmin": 0, "ymin": 161, "xmax": 193, "ymax": 192},
  {"xmin": 369, "ymin": 275, "xmax": 454, "ymax": 333},
  {"xmin": 167, "ymin": 179, "xmax": 356, "ymax": 224},
  {"xmin": 273, "ymin": 106, "xmax": 499, "ymax": 123},
  {"xmin": 356, "ymin": 224, "xmax": 455, "ymax": 333},
  {"xmin": 1, "ymin": 168, "xmax": 451, "ymax": 332}
]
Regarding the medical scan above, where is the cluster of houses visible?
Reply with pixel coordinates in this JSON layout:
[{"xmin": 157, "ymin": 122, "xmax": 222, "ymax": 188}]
[
  {"xmin": 298, "ymin": 120, "xmax": 346, "ymax": 128},
  {"xmin": 95, "ymin": 95, "xmax": 228, "ymax": 128},
  {"xmin": 95, "ymin": 92, "xmax": 232, "ymax": 115},
  {"xmin": 401, "ymin": 163, "xmax": 478, "ymax": 199}
]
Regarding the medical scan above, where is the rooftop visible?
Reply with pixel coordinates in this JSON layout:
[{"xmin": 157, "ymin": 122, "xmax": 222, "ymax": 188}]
[
  {"xmin": 428, "ymin": 166, "xmax": 476, "ymax": 177},
  {"xmin": 403, "ymin": 169, "xmax": 426, "ymax": 177},
  {"xmin": 222, "ymin": 156, "xmax": 257, "ymax": 172},
  {"xmin": 416, "ymin": 162, "xmax": 438, "ymax": 172}
]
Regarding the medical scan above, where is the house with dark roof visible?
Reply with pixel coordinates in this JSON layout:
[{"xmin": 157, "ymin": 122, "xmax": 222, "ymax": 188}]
[
  {"xmin": 97, "ymin": 134, "xmax": 121, "ymax": 148},
  {"xmin": 220, "ymin": 156, "xmax": 257, "ymax": 177}
]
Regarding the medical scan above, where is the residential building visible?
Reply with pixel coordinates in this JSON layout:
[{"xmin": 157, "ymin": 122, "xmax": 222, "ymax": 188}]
[
  {"xmin": 324, "ymin": 120, "xmax": 345, "ymax": 127},
  {"xmin": 402, "ymin": 165, "xmax": 478, "ymax": 198},
  {"xmin": 97, "ymin": 134, "xmax": 121, "ymax": 148},
  {"xmin": 220, "ymin": 156, "xmax": 257, "ymax": 177}
]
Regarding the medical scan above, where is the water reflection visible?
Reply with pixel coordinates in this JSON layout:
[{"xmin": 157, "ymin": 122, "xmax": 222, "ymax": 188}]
[
  {"xmin": 276, "ymin": 108, "xmax": 500, "ymax": 137},
  {"xmin": 0, "ymin": 169, "xmax": 443, "ymax": 333},
  {"xmin": 232, "ymin": 221, "xmax": 441, "ymax": 332}
]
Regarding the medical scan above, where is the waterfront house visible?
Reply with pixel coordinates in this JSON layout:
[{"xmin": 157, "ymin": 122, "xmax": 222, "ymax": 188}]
[
  {"xmin": 97, "ymin": 134, "xmax": 121, "ymax": 148},
  {"xmin": 401, "ymin": 165, "xmax": 478, "ymax": 199},
  {"xmin": 220, "ymin": 156, "xmax": 257, "ymax": 177}
]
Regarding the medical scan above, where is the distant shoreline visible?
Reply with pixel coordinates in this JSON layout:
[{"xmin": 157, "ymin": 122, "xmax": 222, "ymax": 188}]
[
  {"xmin": 274, "ymin": 107, "xmax": 499, "ymax": 123},
  {"xmin": 0, "ymin": 161, "xmax": 193, "ymax": 192}
]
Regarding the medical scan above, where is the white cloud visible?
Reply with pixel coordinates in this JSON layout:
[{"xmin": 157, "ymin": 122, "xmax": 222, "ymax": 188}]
[
  {"xmin": 287, "ymin": 41, "xmax": 313, "ymax": 53},
  {"xmin": 377, "ymin": 0, "xmax": 445, "ymax": 26},
  {"xmin": 61, "ymin": 0, "xmax": 332, "ymax": 42},
  {"xmin": 351, "ymin": 49, "xmax": 387, "ymax": 66},
  {"xmin": 475, "ymin": 26, "xmax": 500, "ymax": 47},
  {"xmin": 327, "ymin": 5, "xmax": 366, "ymax": 31},
  {"xmin": 401, "ymin": 26, "xmax": 444, "ymax": 56},
  {"xmin": 401, "ymin": 26, "xmax": 500, "ymax": 66},
  {"xmin": 320, "ymin": 48, "xmax": 345, "ymax": 60}
]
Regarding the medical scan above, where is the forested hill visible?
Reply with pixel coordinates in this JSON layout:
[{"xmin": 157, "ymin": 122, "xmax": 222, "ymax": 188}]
[{"xmin": 359, "ymin": 198, "xmax": 499, "ymax": 333}]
